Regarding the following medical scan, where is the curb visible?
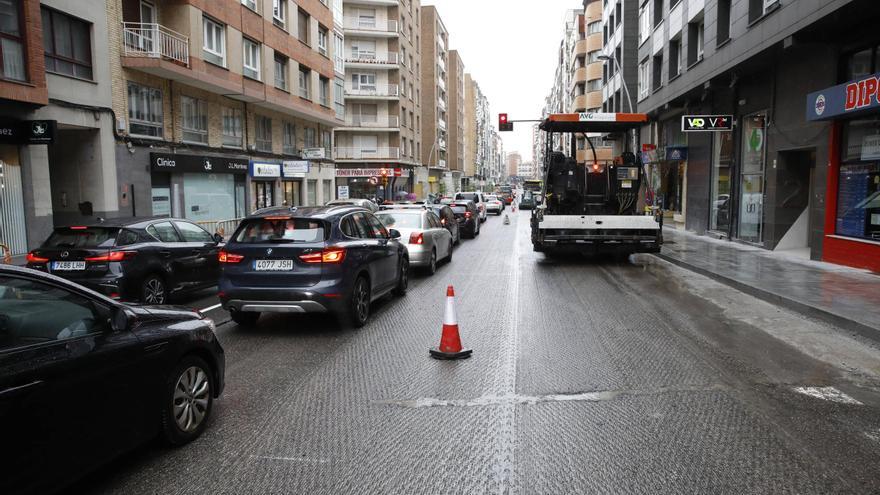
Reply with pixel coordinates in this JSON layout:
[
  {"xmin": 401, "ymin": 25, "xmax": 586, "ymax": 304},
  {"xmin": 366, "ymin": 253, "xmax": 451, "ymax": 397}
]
[{"xmin": 655, "ymin": 253, "xmax": 880, "ymax": 345}]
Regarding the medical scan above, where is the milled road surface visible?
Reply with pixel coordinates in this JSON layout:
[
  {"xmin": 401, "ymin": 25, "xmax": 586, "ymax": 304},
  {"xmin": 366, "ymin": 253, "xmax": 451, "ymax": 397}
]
[{"xmin": 73, "ymin": 209, "xmax": 880, "ymax": 494}]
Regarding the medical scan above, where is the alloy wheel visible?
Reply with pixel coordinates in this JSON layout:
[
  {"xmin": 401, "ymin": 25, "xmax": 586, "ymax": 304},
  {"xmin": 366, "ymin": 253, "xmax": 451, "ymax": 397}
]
[
  {"xmin": 172, "ymin": 366, "xmax": 210, "ymax": 433},
  {"xmin": 144, "ymin": 277, "xmax": 166, "ymax": 304},
  {"xmin": 355, "ymin": 279, "xmax": 370, "ymax": 323}
]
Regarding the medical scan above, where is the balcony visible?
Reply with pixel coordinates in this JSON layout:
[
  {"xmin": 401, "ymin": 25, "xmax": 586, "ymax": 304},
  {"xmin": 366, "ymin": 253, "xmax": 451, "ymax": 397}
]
[
  {"xmin": 338, "ymin": 115, "xmax": 400, "ymax": 130},
  {"xmin": 438, "ymin": 159, "xmax": 447, "ymax": 169},
  {"xmin": 576, "ymin": 39, "xmax": 589, "ymax": 57},
  {"xmin": 335, "ymin": 147, "xmax": 401, "ymax": 160},
  {"xmin": 438, "ymin": 138, "xmax": 447, "ymax": 150},
  {"xmin": 343, "ymin": 19, "xmax": 399, "ymax": 38},
  {"xmin": 344, "ymin": 83, "xmax": 400, "ymax": 99},
  {"xmin": 122, "ymin": 23, "xmax": 188, "ymax": 66},
  {"xmin": 438, "ymin": 77, "xmax": 446, "ymax": 91},
  {"xmin": 573, "ymin": 94, "xmax": 588, "ymax": 111},
  {"xmin": 438, "ymin": 97, "xmax": 447, "ymax": 111},
  {"xmin": 345, "ymin": 52, "xmax": 399, "ymax": 69},
  {"xmin": 438, "ymin": 118, "xmax": 447, "ymax": 130}
]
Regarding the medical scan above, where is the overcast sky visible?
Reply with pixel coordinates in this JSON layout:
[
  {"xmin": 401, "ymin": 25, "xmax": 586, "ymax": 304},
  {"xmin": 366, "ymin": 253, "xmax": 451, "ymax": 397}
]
[{"xmin": 426, "ymin": 1, "xmax": 580, "ymax": 162}]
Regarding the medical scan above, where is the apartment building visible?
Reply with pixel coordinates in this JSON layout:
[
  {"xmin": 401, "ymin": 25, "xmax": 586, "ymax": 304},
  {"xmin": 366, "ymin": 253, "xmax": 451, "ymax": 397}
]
[
  {"xmin": 462, "ymin": 72, "xmax": 477, "ymax": 190},
  {"xmin": 335, "ymin": 0, "xmax": 422, "ymax": 201},
  {"xmin": 0, "ymin": 0, "xmax": 119, "ymax": 256},
  {"xmin": 518, "ymin": 160, "xmax": 538, "ymax": 180},
  {"xmin": 419, "ymin": 5, "xmax": 448, "ymax": 195},
  {"xmin": 506, "ymin": 151, "xmax": 522, "ymax": 179},
  {"xmin": 109, "ymin": 0, "xmax": 342, "ymax": 225},
  {"xmin": 633, "ymin": 0, "xmax": 879, "ymax": 271},
  {"xmin": 446, "ymin": 49, "xmax": 465, "ymax": 192}
]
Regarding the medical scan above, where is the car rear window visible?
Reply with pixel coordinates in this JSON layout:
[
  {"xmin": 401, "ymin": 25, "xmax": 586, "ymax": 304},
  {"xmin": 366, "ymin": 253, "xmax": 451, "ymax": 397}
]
[
  {"xmin": 376, "ymin": 212, "xmax": 423, "ymax": 229},
  {"xmin": 234, "ymin": 218, "xmax": 328, "ymax": 243},
  {"xmin": 44, "ymin": 227, "xmax": 120, "ymax": 248},
  {"xmin": 486, "ymin": 196, "xmax": 498, "ymax": 201},
  {"xmin": 450, "ymin": 206, "xmax": 468, "ymax": 214},
  {"xmin": 456, "ymin": 193, "xmax": 477, "ymax": 201}
]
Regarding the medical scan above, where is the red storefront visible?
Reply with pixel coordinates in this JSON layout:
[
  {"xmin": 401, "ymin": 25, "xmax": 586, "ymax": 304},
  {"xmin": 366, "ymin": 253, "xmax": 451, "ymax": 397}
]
[{"xmin": 808, "ymin": 61, "xmax": 880, "ymax": 272}]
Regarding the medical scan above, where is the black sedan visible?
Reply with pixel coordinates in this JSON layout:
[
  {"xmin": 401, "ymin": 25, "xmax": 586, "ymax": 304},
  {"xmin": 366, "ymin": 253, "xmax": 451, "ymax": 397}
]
[
  {"xmin": 449, "ymin": 201, "xmax": 481, "ymax": 238},
  {"xmin": 26, "ymin": 218, "xmax": 223, "ymax": 304},
  {"xmin": 218, "ymin": 205, "xmax": 409, "ymax": 328},
  {"xmin": 0, "ymin": 265, "xmax": 225, "ymax": 495}
]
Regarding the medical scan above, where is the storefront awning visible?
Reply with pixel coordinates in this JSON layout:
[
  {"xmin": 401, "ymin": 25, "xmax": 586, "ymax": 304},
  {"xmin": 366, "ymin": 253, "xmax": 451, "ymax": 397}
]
[{"xmin": 807, "ymin": 71, "xmax": 880, "ymax": 121}]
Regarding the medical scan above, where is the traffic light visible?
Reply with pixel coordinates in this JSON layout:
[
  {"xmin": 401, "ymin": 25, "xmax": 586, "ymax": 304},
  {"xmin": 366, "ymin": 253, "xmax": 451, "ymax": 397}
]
[{"xmin": 499, "ymin": 113, "xmax": 513, "ymax": 132}]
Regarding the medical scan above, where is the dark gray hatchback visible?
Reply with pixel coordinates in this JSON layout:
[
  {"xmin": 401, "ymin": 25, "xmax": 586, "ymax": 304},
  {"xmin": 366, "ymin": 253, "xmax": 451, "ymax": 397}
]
[{"xmin": 218, "ymin": 206, "xmax": 409, "ymax": 328}]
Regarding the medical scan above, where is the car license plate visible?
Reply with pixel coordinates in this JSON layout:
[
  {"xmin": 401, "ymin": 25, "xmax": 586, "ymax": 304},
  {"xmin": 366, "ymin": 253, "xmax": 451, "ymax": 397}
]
[
  {"xmin": 52, "ymin": 261, "xmax": 86, "ymax": 271},
  {"xmin": 254, "ymin": 259, "xmax": 294, "ymax": 271}
]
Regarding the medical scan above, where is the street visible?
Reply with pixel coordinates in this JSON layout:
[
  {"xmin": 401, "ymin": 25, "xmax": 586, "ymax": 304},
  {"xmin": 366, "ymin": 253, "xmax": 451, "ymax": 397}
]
[{"xmin": 71, "ymin": 210, "xmax": 880, "ymax": 494}]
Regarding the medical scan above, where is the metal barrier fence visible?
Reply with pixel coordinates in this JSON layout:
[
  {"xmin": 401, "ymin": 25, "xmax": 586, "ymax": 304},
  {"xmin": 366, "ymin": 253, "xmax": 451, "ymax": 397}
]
[{"xmin": 196, "ymin": 218, "xmax": 243, "ymax": 238}]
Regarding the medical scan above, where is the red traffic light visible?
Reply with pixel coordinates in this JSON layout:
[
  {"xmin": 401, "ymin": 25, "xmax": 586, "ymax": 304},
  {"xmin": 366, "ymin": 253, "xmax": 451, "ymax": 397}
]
[
  {"xmin": 499, "ymin": 113, "xmax": 513, "ymax": 132},
  {"xmin": 499, "ymin": 113, "xmax": 508, "ymax": 124}
]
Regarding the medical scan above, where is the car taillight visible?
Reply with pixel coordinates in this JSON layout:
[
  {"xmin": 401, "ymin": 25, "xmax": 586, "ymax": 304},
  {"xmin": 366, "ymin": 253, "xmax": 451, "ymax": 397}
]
[
  {"xmin": 26, "ymin": 252, "xmax": 48, "ymax": 263},
  {"xmin": 86, "ymin": 251, "xmax": 136, "ymax": 262},
  {"xmin": 299, "ymin": 247, "xmax": 346, "ymax": 264},
  {"xmin": 409, "ymin": 233, "xmax": 424, "ymax": 245},
  {"xmin": 441, "ymin": 218, "xmax": 447, "ymax": 225},
  {"xmin": 465, "ymin": 211, "xmax": 472, "ymax": 219},
  {"xmin": 219, "ymin": 250, "xmax": 244, "ymax": 263}
]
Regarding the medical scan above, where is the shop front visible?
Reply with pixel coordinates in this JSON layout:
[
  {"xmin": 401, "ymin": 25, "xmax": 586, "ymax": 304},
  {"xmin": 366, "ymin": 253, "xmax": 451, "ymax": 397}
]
[
  {"xmin": 335, "ymin": 167, "xmax": 413, "ymax": 202},
  {"xmin": 250, "ymin": 161, "xmax": 282, "ymax": 211},
  {"xmin": 281, "ymin": 160, "xmax": 309, "ymax": 207},
  {"xmin": 150, "ymin": 153, "xmax": 248, "ymax": 223},
  {"xmin": 808, "ymin": 67, "xmax": 880, "ymax": 271}
]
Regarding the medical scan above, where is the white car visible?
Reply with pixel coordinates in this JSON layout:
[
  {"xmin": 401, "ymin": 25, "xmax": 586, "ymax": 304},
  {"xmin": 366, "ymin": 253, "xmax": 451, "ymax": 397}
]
[
  {"xmin": 484, "ymin": 195, "xmax": 503, "ymax": 215},
  {"xmin": 454, "ymin": 192, "xmax": 488, "ymax": 222}
]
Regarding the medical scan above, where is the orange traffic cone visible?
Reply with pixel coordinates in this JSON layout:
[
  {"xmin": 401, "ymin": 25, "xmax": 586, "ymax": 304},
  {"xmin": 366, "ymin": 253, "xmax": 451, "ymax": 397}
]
[{"xmin": 429, "ymin": 285, "xmax": 472, "ymax": 360}]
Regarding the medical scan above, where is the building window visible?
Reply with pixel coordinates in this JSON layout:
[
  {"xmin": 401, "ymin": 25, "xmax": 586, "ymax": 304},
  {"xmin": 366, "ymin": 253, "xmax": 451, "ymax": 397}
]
[
  {"xmin": 668, "ymin": 38, "xmax": 681, "ymax": 79},
  {"xmin": 652, "ymin": 54, "xmax": 662, "ymax": 92},
  {"xmin": 41, "ymin": 7, "xmax": 93, "ymax": 80},
  {"xmin": 318, "ymin": 26, "xmax": 328, "ymax": 56},
  {"xmin": 299, "ymin": 66, "xmax": 311, "ymax": 99},
  {"xmin": 297, "ymin": 9, "xmax": 310, "ymax": 45},
  {"xmin": 222, "ymin": 107, "xmax": 243, "ymax": 148},
  {"xmin": 274, "ymin": 52, "xmax": 288, "ymax": 90},
  {"xmin": 653, "ymin": 0, "xmax": 663, "ymax": 28},
  {"xmin": 334, "ymin": 76, "xmax": 344, "ymax": 119},
  {"xmin": 255, "ymin": 115, "xmax": 272, "ymax": 152},
  {"xmin": 638, "ymin": 59, "xmax": 650, "ymax": 100},
  {"xmin": 304, "ymin": 127, "xmax": 316, "ymax": 148},
  {"xmin": 243, "ymin": 38, "xmax": 261, "ymax": 80},
  {"xmin": 322, "ymin": 130, "xmax": 331, "ymax": 156},
  {"xmin": 127, "ymin": 82, "xmax": 163, "ymax": 137},
  {"xmin": 356, "ymin": 8, "xmax": 376, "ymax": 28},
  {"xmin": 837, "ymin": 118, "xmax": 880, "ymax": 242},
  {"xmin": 203, "ymin": 17, "xmax": 225, "ymax": 67},
  {"xmin": 241, "ymin": 0, "xmax": 257, "ymax": 12},
  {"xmin": 717, "ymin": 0, "xmax": 731, "ymax": 45},
  {"xmin": 749, "ymin": 0, "xmax": 779, "ymax": 23},
  {"xmin": 319, "ymin": 76, "xmax": 329, "ymax": 106},
  {"xmin": 273, "ymin": 0, "xmax": 285, "ymax": 28},
  {"xmin": 181, "ymin": 96, "xmax": 208, "ymax": 144},
  {"xmin": 351, "ymin": 40, "xmax": 375, "ymax": 60},
  {"xmin": 333, "ymin": 32, "xmax": 344, "ymax": 72},
  {"xmin": 282, "ymin": 122, "xmax": 296, "ymax": 155},
  {"xmin": 588, "ymin": 21, "xmax": 601, "ymax": 35},
  {"xmin": 0, "ymin": 0, "xmax": 24, "ymax": 81},
  {"xmin": 687, "ymin": 21, "xmax": 704, "ymax": 66}
]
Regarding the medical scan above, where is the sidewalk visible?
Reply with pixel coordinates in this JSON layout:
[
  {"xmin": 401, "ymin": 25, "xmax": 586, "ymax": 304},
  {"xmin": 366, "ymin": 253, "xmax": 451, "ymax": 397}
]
[{"xmin": 657, "ymin": 228, "xmax": 880, "ymax": 341}]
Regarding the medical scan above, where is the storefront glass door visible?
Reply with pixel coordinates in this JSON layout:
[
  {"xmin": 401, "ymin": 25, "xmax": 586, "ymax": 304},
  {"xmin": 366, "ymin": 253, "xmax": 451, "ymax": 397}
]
[
  {"xmin": 254, "ymin": 181, "xmax": 275, "ymax": 210},
  {"xmin": 183, "ymin": 173, "xmax": 238, "ymax": 222},
  {"xmin": 710, "ymin": 132, "xmax": 734, "ymax": 233},
  {"xmin": 738, "ymin": 113, "xmax": 767, "ymax": 244},
  {"xmin": 282, "ymin": 180, "xmax": 301, "ymax": 207}
]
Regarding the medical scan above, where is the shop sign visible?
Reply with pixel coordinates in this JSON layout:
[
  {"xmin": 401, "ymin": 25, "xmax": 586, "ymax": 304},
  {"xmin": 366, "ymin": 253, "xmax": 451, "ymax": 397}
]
[
  {"xmin": 337, "ymin": 185, "xmax": 350, "ymax": 199},
  {"xmin": 861, "ymin": 134, "xmax": 880, "ymax": 161},
  {"xmin": 282, "ymin": 160, "xmax": 310, "ymax": 177},
  {"xmin": 0, "ymin": 120, "xmax": 56, "ymax": 144},
  {"xmin": 150, "ymin": 153, "xmax": 248, "ymax": 174},
  {"xmin": 250, "ymin": 161, "xmax": 281, "ymax": 178},
  {"xmin": 336, "ymin": 168, "xmax": 409, "ymax": 178},
  {"xmin": 681, "ymin": 115, "xmax": 733, "ymax": 132},
  {"xmin": 640, "ymin": 149, "xmax": 659, "ymax": 163},
  {"xmin": 302, "ymin": 148, "xmax": 326, "ymax": 159},
  {"xmin": 806, "ymin": 71, "xmax": 880, "ymax": 121},
  {"xmin": 642, "ymin": 144, "xmax": 657, "ymax": 152},
  {"xmin": 665, "ymin": 147, "xmax": 688, "ymax": 161}
]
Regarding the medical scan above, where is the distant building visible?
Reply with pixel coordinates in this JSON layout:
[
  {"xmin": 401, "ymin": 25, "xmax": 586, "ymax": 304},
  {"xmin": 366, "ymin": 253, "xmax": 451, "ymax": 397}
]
[{"xmin": 506, "ymin": 152, "xmax": 522, "ymax": 179}]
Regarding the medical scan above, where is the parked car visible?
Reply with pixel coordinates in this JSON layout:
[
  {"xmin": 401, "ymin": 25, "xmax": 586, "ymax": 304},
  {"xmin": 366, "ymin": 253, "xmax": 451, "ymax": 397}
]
[
  {"xmin": 218, "ymin": 206, "xmax": 408, "ymax": 328},
  {"xmin": 375, "ymin": 209, "xmax": 453, "ymax": 275},
  {"xmin": 326, "ymin": 198, "xmax": 379, "ymax": 213},
  {"xmin": 484, "ymin": 195, "xmax": 504, "ymax": 215},
  {"xmin": 0, "ymin": 264, "xmax": 225, "ymax": 495},
  {"xmin": 26, "ymin": 218, "xmax": 223, "ymax": 304},
  {"xmin": 449, "ymin": 201, "xmax": 481, "ymax": 238},
  {"xmin": 454, "ymin": 192, "xmax": 488, "ymax": 222},
  {"xmin": 520, "ymin": 191, "xmax": 537, "ymax": 210}
]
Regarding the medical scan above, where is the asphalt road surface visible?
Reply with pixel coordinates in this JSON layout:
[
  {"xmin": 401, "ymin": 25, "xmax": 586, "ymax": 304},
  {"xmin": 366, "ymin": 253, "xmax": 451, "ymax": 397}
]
[{"xmin": 72, "ymin": 209, "xmax": 880, "ymax": 494}]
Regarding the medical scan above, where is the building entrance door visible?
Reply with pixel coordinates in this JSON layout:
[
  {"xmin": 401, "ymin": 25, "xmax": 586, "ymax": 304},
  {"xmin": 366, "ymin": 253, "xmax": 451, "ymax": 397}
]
[
  {"xmin": 773, "ymin": 149, "xmax": 815, "ymax": 253},
  {"xmin": 0, "ymin": 151, "xmax": 27, "ymax": 255}
]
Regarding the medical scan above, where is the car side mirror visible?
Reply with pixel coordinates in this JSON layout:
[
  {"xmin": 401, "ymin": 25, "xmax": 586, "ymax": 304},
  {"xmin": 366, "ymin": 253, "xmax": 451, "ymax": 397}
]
[
  {"xmin": 213, "ymin": 233, "xmax": 224, "ymax": 243},
  {"xmin": 388, "ymin": 229, "xmax": 401, "ymax": 239},
  {"xmin": 110, "ymin": 306, "xmax": 131, "ymax": 332}
]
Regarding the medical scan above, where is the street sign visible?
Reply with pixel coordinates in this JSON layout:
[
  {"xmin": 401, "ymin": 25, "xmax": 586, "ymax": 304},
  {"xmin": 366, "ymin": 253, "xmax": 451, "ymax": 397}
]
[
  {"xmin": 681, "ymin": 115, "xmax": 733, "ymax": 132},
  {"xmin": 302, "ymin": 148, "xmax": 326, "ymax": 159},
  {"xmin": 337, "ymin": 186, "xmax": 350, "ymax": 199}
]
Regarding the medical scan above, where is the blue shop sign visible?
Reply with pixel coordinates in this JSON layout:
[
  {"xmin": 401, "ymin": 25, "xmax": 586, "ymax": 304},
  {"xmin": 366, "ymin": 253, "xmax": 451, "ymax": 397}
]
[
  {"xmin": 666, "ymin": 146, "xmax": 688, "ymax": 161},
  {"xmin": 806, "ymin": 71, "xmax": 880, "ymax": 121}
]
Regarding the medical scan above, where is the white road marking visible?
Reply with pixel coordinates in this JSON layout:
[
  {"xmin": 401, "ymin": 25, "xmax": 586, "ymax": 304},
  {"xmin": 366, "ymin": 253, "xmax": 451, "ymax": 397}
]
[
  {"xmin": 792, "ymin": 386, "xmax": 863, "ymax": 405},
  {"xmin": 250, "ymin": 455, "xmax": 330, "ymax": 464},
  {"xmin": 199, "ymin": 303, "xmax": 223, "ymax": 313},
  {"xmin": 865, "ymin": 429, "xmax": 880, "ymax": 443}
]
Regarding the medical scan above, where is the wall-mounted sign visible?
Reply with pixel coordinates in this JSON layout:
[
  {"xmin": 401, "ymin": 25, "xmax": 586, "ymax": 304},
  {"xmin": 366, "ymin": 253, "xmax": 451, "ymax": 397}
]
[
  {"xmin": 0, "ymin": 120, "xmax": 56, "ymax": 144},
  {"xmin": 807, "ymin": 72, "xmax": 880, "ymax": 121},
  {"xmin": 302, "ymin": 148, "xmax": 326, "ymax": 159},
  {"xmin": 150, "ymin": 153, "xmax": 248, "ymax": 174},
  {"xmin": 665, "ymin": 146, "xmax": 688, "ymax": 161},
  {"xmin": 862, "ymin": 134, "xmax": 880, "ymax": 161},
  {"xmin": 681, "ymin": 115, "xmax": 733, "ymax": 132},
  {"xmin": 250, "ymin": 161, "xmax": 281, "ymax": 178},
  {"xmin": 282, "ymin": 160, "xmax": 310, "ymax": 177},
  {"xmin": 335, "ymin": 168, "xmax": 409, "ymax": 178},
  {"xmin": 337, "ymin": 185, "xmax": 350, "ymax": 199}
]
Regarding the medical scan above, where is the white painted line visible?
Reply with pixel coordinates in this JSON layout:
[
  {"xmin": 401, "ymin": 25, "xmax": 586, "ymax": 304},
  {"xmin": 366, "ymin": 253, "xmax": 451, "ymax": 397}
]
[
  {"xmin": 250, "ymin": 455, "xmax": 330, "ymax": 464},
  {"xmin": 865, "ymin": 429, "xmax": 880, "ymax": 443},
  {"xmin": 793, "ymin": 386, "xmax": 863, "ymax": 405},
  {"xmin": 199, "ymin": 303, "xmax": 223, "ymax": 313}
]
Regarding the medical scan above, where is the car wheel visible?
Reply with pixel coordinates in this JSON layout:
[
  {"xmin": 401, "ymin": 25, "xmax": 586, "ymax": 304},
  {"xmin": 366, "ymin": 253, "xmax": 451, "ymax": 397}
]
[
  {"xmin": 162, "ymin": 355, "xmax": 213, "ymax": 446},
  {"xmin": 347, "ymin": 276, "xmax": 371, "ymax": 328},
  {"xmin": 425, "ymin": 249, "xmax": 437, "ymax": 275},
  {"xmin": 141, "ymin": 274, "xmax": 168, "ymax": 305},
  {"xmin": 393, "ymin": 258, "xmax": 409, "ymax": 297},
  {"xmin": 231, "ymin": 310, "xmax": 260, "ymax": 327}
]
